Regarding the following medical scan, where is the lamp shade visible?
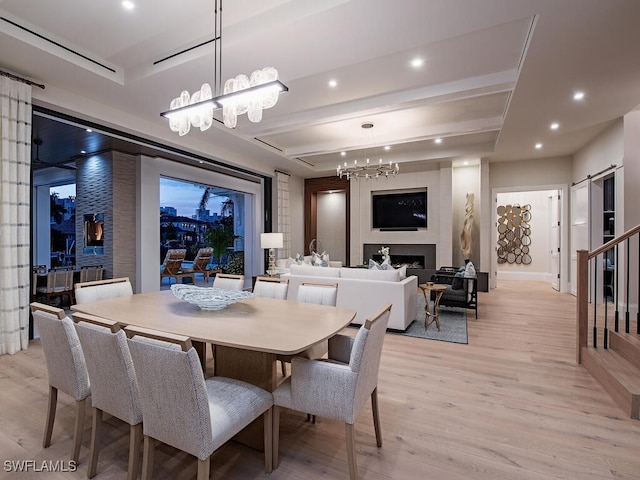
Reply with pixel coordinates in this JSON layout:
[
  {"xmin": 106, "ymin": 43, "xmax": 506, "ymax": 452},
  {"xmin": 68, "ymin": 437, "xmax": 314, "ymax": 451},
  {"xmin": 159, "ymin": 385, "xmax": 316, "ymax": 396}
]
[{"xmin": 260, "ymin": 232, "xmax": 283, "ymax": 249}]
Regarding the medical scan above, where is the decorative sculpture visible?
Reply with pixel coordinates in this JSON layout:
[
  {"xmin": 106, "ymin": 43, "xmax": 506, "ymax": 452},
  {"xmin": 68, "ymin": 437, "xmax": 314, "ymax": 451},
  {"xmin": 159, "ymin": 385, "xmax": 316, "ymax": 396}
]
[{"xmin": 460, "ymin": 192, "xmax": 474, "ymax": 261}]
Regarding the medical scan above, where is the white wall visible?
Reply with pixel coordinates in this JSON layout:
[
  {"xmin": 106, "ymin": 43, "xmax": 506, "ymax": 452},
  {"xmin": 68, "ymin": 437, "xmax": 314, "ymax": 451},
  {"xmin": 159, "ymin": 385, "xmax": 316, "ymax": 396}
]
[
  {"xmin": 317, "ymin": 191, "xmax": 346, "ymax": 263},
  {"xmin": 452, "ymin": 163, "xmax": 481, "ymax": 266},
  {"xmin": 136, "ymin": 155, "xmax": 264, "ymax": 292},
  {"xmin": 288, "ymin": 174, "xmax": 305, "ymax": 256},
  {"xmin": 573, "ymin": 119, "xmax": 624, "ymax": 184},
  {"xmin": 496, "ymin": 190, "xmax": 556, "ymax": 281},
  {"xmin": 349, "ymin": 167, "xmax": 448, "ymax": 267}
]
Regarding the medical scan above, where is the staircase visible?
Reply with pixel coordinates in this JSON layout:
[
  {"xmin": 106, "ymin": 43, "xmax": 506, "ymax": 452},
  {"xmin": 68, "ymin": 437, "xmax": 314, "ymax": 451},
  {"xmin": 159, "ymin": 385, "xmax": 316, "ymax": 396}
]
[
  {"xmin": 581, "ymin": 330, "xmax": 640, "ymax": 418},
  {"xmin": 576, "ymin": 224, "xmax": 640, "ymax": 419}
]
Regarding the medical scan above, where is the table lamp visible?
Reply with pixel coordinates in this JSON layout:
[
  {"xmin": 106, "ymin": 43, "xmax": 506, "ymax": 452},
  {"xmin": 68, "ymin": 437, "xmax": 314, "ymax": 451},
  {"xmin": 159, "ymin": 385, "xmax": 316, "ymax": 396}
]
[{"xmin": 260, "ymin": 232, "xmax": 283, "ymax": 276}]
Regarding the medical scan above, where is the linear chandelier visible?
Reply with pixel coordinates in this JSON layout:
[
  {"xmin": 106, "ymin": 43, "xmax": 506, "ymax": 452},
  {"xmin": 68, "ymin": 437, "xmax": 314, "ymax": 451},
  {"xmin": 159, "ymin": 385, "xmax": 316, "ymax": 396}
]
[
  {"xmin": 336, "ymin": 122, "xmax": 399, "ymax": 180},
  {"xmin": 160, "ymin": 0, "xmax": 288, "ymax": 134}
]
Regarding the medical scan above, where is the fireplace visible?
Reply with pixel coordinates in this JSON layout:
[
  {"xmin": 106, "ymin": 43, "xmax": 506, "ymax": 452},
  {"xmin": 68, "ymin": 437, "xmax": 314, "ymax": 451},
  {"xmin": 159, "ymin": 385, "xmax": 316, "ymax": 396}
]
[
  {"xmin": 363, "ymin": 244, "xmax": 436, "ymax": 283},
  {"xmin": 371, "ymin": 254, "xmax": 425, "ymax": 269}
]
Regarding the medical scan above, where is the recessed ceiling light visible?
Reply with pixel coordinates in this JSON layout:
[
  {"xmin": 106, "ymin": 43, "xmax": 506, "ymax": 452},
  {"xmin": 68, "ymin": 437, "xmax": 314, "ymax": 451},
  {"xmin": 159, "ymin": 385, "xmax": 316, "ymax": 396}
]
[
  {"xmin": 80, "ymin": 150, "xmax": 86, "ymax": 154},
  {"xmin": 410, "ymin": 58, "xmax": 424, "ymax": 68},
  {"xmin": 340, "ymin": 151, "xmax": 346, "ymax": 157},
  {"xmin": 550, "ymin": 122, "xmax": 559, "ymax": 130},
  {"xmin": 573, "ymin": 91, "xmax": 585, "ymax": 101},
  {"xmin": 122, "ymin": 1, "xmax": 135, "ymax": 10},
  {"xmin": 463, "ymin": 161, "xmax": 469, "ymax": 166},
  {"xmin": 434, "ymin": 138, "xmax": 442, "ymax": 144},
  {"xmin": 384, "ymin": 145, "xmax": 391, "ymax": 151},
  {"xmin": 535, "ymin": 143, "xmax": 543, "ymax": 149},
  {"xmin": 198, "ymin": 160, "xmax": 204, "ymax": 164},
  {"xmin": 85, "ymin": 128, "xmax": 92, "ymax": 133},
  {"xmin": 328, "ymin": 79, "xmax": 337, "ymax": 88}
]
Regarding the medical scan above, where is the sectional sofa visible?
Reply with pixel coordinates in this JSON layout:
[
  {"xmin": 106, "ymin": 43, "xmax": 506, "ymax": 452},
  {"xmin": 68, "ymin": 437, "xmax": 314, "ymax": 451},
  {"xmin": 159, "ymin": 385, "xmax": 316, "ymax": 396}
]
[{"xmin": 281, "ymin": 264, "xmax": 418, "ymax": 331}]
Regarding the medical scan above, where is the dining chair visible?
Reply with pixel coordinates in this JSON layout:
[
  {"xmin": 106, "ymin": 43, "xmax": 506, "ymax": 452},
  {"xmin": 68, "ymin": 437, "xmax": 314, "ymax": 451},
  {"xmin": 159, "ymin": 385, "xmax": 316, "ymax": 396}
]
[
  {"xmin": 160, "ymin": 248, "xmax": 188, "ymax": 285},
  {"xmin": 253, "ymin": 276, "xmax": 289, "ymax": 299},
  {"xmin": 72, "ymin": 312, "xmax": 142, "ymax": 480},
  {"xmin": 75, "ymin": 277, "xmax": 133, "ymax": 304},
  {"xmin": 181, "ymin": 247, "xmax": 217, "ymax": 282},
  {"xmin": 125, "ymin": 326, "xmax": 274, "ymax": 480},
  {"xmin": 272, "ymin": 304, "xmax": 392, "ymax": 480},
  {"xmin": 212, "ymin": 273, "xmax": 244, "ymax": 290},
  {"xmin": 36, "ymin": 268, "xmax": 75, "ymax": 306},
  {"xmin": 79, "ymin": 265, "xmax": 104, "ymax": 283},
  {"xmin": 278, "ymin": 282, "xmax": 338, "ymax": 376},
  {"xmin": 30, "ymin": 302, "xmax": 91, "ymax": 463}
]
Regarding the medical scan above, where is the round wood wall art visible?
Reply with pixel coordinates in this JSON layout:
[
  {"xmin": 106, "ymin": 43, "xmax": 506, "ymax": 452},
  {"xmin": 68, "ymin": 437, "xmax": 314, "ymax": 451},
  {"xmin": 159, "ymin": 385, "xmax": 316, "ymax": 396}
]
[{"xmin": 496, "ymin": 203, "xmax": 532, "ymax": 264}]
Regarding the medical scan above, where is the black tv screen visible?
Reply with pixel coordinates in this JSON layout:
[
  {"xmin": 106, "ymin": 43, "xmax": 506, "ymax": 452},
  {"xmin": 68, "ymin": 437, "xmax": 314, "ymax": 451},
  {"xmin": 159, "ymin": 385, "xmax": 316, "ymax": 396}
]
[{"xmin": 372, "ymin": 190, "xmax": 427, "ymax": 229}]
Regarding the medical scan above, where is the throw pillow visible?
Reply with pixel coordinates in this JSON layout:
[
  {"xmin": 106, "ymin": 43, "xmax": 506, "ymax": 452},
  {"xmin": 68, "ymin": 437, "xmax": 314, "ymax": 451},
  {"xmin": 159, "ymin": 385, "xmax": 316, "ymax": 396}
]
[
  {"xmin": 368, "ymin": 257, "xmax": 392, "ymax": 270},
  {"xmin": 295, "ymin": 253, "xmax": 305, "ymax": 265},
  {"xmin": 452, "ymin": 268, "xmax": 465, "ymax": 290},
  {"xmin": 311, "ymin": 251, "xmax": 330, "ymax": 267}
]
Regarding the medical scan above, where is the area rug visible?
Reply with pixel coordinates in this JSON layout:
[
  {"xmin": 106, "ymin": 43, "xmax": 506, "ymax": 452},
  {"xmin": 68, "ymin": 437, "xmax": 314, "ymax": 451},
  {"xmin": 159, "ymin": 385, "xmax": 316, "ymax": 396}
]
[{"xmin": 390, "ymin": 294, "xmax": 468, "ymax": 344}]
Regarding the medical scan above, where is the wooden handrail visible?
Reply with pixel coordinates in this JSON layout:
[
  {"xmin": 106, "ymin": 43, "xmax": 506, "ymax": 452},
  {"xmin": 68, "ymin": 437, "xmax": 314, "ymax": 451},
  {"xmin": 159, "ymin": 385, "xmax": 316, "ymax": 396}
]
[{"xmin": 589, "ymin": 224, "xmax": 640, "ymax": 258}]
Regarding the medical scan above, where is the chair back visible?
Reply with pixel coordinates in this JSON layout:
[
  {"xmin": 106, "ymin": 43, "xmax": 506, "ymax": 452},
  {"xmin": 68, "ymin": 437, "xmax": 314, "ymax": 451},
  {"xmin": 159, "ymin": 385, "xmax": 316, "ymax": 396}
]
[
  {"xmin": 350, "ymin": 304, "xmax": 391, "ymax": 412},
  {"xmin": 46, "ymin": 269, "xmax": 74, "ymax": 293},
  {"xmin": 213, "ymin": 273, "xmax": 244, "ymax": 291},
  {"xmin": 126, "ymin": 329, "xmax": 215, "ymax": 460},
  {"xmin": 75, "ymin": 277, "xmax": 133, "ymax": 304},
  {"xmin": 73, "ymin": 313, "xmax": 142, "ymax": 426},
  {"xmin": 161, "ymin": 249, "xmax": 186, "ymax": 276},
  {"xmin": 79, "ymin": 265, "xmax": 104, "ymax": 283},
  {"xmin": 30, "ymin": 302, "xmax": 90, "ymax": 401},
  {"xmin": 191, "ymin": 248, "xmax": 213, "ymax": 272},
  {"xmin": 297, "ymin": 282, "xmax": 338, "ymax": 306},
  {"xmin": 253, "ymin": 277, "xmax": 289, "ymax": 299}
]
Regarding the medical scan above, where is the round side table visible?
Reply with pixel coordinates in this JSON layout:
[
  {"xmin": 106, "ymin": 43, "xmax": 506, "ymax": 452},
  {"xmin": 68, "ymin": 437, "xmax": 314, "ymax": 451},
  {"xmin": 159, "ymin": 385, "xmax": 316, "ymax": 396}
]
[{"xmin": 418, "ymin": 283, "xmax": 448, "ymax": 331}]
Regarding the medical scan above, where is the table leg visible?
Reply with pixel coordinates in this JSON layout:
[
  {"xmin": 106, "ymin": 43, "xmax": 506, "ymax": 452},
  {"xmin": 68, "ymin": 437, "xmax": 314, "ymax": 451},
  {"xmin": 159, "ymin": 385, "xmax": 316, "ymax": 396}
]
[{"xmin": 432, "ymin": 290, "xmax": 444, "ymax": 331}]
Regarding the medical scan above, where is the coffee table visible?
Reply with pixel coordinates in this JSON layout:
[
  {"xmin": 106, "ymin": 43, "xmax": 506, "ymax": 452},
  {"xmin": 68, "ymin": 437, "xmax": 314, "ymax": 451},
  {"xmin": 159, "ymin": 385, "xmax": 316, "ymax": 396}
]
[{"xmin": 418, "ymin": 283, "xmax": 448, "ymax": 331}]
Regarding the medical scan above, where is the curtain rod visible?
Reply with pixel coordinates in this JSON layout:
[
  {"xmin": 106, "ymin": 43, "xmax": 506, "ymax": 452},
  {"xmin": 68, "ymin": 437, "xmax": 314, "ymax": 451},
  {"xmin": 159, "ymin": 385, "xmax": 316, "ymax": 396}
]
[
  {"xmin": 572, "ymin": 164, "xmax": 616, "ymax": 186},
  {"xmin": 0, "ymin": 70, "xmax": 45, "ymax": 89}
]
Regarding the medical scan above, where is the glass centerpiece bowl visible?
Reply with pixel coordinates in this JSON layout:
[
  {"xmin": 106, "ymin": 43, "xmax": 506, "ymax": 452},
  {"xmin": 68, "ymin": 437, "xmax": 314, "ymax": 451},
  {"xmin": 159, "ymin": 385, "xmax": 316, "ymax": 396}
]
[{"xmin": 171, "ymin": 284, "xmax": 253, "ymax": 310}]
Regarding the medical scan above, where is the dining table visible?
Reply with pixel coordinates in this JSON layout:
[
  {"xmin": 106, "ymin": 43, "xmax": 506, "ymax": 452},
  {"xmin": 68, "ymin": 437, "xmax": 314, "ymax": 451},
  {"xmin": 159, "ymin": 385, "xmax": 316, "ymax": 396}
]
[{"xmin": 71, "ymin": 289, "xmax": 356, "ymax": 450}]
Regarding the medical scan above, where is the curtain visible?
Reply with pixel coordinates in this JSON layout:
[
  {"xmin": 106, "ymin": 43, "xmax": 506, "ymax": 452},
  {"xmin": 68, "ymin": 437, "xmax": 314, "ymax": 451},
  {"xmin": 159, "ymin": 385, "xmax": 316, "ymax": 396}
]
[
  {"xmin": 0, "ymin": 77, "xmax": 32, "ymax": 355},
  {"xmin": 276, "ymin": 171, "xmax": 291, "ymax": 259}
]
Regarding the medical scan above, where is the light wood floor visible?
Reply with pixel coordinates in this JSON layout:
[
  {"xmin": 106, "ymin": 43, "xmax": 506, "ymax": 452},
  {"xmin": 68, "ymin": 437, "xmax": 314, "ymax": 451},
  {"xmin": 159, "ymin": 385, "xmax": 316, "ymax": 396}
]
[{"xmin": 2, "ymin": 281, "xmax": 639, "ymax": 479}]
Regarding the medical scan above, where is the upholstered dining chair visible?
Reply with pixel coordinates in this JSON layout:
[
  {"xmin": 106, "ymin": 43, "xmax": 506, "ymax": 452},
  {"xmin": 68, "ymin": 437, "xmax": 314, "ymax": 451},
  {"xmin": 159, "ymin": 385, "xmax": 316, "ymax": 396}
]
[
  {"xmin": 79, "ymin": 265, "xmax": 104, "ymax": 283},
  {"xmin": 72, "ymin": 313, "xmax": 142, "ymax": 480},
  {"xmin": 253, "ymin": 276, "xmax": 289, "ymax": 299},
  {"xmin": 278, "ymin": 282, "xmax": 338, "ymax": 376},
  {"xmin": 36, "ymin": 268, "xmax": 75, "ymax": 306},
  {"xmin": 75, "ymin": 277, "xmax": 133, "ymax": 304},
  {"xmin": 125, "ymin": 326, "xmax": 274, "ymax": 480},
  {"xmin": 181, "ymin": 247, "xmax": 217, "ymax": 282},
  {"xmin": 30, "ymin": 302, "xmax": 91, "ymax": 463},
  {"xmin": 160, "ymin": 248, "xmax": 188, "ymax": 285},
  {"xmin": 212, "ymin": 273, "xmax": 245, "ymax": 291},
  {"xmin": 272, "ymin": 304, "xmax": 391, "ymax": 480}
]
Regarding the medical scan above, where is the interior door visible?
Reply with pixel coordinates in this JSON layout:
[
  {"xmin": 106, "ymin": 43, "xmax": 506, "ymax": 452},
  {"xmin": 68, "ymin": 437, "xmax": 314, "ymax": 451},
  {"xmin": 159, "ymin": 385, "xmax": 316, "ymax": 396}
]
[
  {"xmin": 570, "ymin": 182, "xmax": 590, "ymax": 296},
  {"xmin": 550, "ymin": 191, "xmax": 561, "ymax": 291}
]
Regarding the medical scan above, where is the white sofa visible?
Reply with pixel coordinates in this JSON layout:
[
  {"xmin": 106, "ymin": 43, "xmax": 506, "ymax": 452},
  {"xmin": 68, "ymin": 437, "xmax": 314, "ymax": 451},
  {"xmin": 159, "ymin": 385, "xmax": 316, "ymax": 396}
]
[
  {"xmin": 275, "ymin": 257, "xmax": 342, "ymax": 275},
  {"xmin": 281, "ymin": 264, "xmax": 417, "ymax": 331}
]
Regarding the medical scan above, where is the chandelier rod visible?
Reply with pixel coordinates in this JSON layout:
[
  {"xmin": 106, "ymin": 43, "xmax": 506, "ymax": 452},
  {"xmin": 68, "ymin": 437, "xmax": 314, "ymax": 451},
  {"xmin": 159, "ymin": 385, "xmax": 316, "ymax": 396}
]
[{"xmin": 214, "ymin": 0, "xmax": 222, "ymax": 96}]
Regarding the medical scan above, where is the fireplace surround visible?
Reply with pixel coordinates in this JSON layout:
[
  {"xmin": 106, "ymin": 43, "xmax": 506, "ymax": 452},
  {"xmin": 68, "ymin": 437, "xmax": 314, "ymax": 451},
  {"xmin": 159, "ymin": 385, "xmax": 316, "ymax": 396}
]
[{"xmin": 363, "ymin": 243, "xmax": 436, "ymax": 284}]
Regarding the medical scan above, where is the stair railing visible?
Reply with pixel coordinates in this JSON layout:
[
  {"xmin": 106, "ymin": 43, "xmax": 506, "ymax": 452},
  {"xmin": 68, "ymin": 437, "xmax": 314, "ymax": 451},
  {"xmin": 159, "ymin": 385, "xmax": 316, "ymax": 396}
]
[{"xmin": 576, "ymin": 224, "xmax": 640, "ymax": 363}]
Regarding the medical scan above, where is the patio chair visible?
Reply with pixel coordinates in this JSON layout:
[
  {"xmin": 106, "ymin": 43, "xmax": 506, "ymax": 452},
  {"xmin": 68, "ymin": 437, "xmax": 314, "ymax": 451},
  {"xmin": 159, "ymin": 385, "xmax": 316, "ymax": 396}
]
[
  {"xmin": 36, "ymin": 268, "xmax": 75, "ymax": 306},
  {"xmin": 180, "ymin": 247, "xmax": 218, "ymax": 283},
  {"xmin": 79, "ymin": 265, "xmax": 104, "ymax": 283},
  {"xmin": 160, "ymin": 249, "xmax": 191, "ymax": 285}
]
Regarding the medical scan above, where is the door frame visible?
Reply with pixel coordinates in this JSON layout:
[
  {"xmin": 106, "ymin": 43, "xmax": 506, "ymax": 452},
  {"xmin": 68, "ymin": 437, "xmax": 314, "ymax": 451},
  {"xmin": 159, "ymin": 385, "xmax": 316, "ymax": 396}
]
[{"xmin": 491, "ymin": 184, "xmax": 569, "ymax": 293}]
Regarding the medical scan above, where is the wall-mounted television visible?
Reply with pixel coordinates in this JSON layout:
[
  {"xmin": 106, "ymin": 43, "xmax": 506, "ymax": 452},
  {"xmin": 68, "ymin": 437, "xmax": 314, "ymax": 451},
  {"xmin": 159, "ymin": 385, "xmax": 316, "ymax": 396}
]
[{"xmin": 372, "ymin": 189, "xmax": 427, "ymax": 230}]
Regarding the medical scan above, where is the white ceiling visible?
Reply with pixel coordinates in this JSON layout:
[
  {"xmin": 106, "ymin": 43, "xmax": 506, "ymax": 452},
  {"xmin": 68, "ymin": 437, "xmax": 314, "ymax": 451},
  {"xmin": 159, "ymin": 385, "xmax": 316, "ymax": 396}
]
[{"xmin": 1, "ymin": 0, "xmax": 640, "ymax": 177}]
